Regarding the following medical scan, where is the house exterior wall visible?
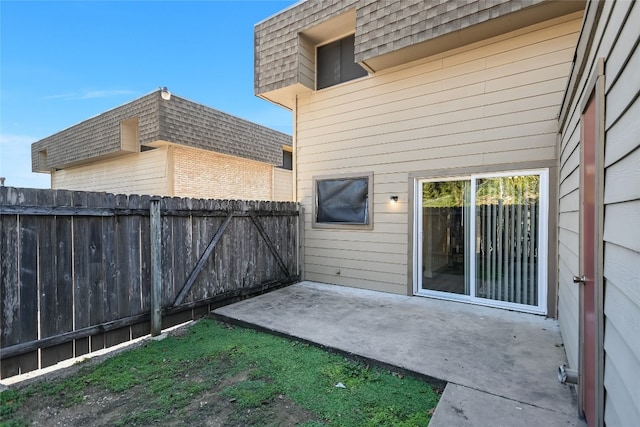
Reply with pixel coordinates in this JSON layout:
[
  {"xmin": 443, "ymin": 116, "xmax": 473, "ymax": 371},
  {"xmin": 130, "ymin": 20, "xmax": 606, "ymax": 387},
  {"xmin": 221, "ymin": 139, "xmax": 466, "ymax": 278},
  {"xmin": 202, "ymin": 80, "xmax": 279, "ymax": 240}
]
[
  {"xmin": 171, "ymin": 145, "xmax": 276, "ymax": 201},
  {"xmin": 557, "ymin": 1, "xmax": 640, "ymax": 424},
  {"xmin": 295, "ymin": 14, "xmax": 581, "ymax": 303},
  {"xmin": 51, "ymin": 147, "xmax": 170, "ymax": 196}
]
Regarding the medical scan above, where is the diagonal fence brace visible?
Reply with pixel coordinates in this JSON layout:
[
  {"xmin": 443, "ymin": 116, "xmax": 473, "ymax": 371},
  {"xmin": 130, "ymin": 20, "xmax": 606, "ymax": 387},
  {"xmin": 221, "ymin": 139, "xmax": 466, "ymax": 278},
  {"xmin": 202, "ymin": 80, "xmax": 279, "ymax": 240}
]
[
  {"xmin": 173, "ymin": 212, "xmax": 233, "ymax": 307},
  {"xmin": 249, "ymin": 212, "xmax": 290, "ymax": 278}
]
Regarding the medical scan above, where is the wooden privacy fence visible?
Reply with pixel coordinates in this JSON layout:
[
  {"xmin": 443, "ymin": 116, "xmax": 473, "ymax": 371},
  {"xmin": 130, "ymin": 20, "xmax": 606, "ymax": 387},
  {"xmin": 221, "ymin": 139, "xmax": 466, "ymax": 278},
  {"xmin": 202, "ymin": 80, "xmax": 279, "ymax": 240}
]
[{"xmin": 0, "ymin": 187, "xmax": 301, "ymax": 379}]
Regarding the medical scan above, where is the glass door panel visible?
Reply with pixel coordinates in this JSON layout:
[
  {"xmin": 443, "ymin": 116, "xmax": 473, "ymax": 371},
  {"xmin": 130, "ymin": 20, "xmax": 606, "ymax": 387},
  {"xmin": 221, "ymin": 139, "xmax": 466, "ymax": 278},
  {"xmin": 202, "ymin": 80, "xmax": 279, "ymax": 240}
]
[
  {"xmin": 421, "ymin": 180, "xmax": 470, "ymax": 295},
  {"xmin": 474, "ymin": 175, "xmax": 540, "ymax": 305}
]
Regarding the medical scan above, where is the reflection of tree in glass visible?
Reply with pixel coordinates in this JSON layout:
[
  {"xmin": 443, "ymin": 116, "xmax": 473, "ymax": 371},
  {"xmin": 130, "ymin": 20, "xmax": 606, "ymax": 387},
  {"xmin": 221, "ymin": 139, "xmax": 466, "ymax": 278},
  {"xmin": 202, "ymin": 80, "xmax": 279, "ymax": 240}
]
[
  {"xmin": 476, "ymin": 176, "xmax": 539, "ymax": 205},
  {"xmin": 422, "ymin": 181, "xmax": 468, "ymax": 207}
]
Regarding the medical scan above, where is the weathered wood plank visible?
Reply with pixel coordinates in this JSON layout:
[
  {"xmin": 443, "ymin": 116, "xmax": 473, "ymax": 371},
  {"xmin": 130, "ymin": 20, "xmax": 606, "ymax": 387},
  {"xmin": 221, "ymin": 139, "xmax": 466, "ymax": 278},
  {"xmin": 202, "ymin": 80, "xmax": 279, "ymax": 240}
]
[
  {"xmin": 139, "ymin": 195, "xmax": 152, "ymax": 313},
  {"xmin": 1, "ymin": 213, "xmax": 19, "ymax": 348},
  {"xmin": 72, "ymin": 191, "xmax": 90, "ymax": 358},
  {"xmin": 127, "ymin": 195, "xmax": 143, "ymax": 316},
  {"xmin": 1, "ymin": 312, "xmax": 150, "ymax": 359},
  {"xmin": 87, "ymin": 192, "xmax": 106, "ymax": 352}
]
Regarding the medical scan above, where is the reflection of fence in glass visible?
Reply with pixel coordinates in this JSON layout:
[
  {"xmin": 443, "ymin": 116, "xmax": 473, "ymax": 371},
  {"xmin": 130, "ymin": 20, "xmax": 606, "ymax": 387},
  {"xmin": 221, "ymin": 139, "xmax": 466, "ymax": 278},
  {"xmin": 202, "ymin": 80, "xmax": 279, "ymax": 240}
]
[{"xmin": 476, "ymin": 176, "xmax": 539, "ymax": 306}]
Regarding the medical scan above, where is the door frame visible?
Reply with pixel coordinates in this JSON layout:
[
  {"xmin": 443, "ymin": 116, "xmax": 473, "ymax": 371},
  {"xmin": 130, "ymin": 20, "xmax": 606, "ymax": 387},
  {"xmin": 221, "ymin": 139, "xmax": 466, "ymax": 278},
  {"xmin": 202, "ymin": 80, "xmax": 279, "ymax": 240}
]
[
  {"xmin": 577, "ymin": 57, "xmax": 605, "ymax": 426},
  {"xmin": 412, "ymin": 169, "xmax": 549, "ymax": 315}
]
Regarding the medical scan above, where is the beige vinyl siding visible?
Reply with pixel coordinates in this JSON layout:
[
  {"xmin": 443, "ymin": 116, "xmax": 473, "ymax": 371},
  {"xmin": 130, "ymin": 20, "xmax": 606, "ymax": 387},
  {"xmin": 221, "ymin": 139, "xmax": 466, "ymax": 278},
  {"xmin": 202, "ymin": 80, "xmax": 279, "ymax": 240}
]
[
  {"xmin": 51, "ymin": 147, "xmax": 169, "ymax": 196},
  {"xmin": 273, "ymin": 168, "xmax": 293, "ymax": 201},
  {"xmin": 558, "ymin": 1, "xmax": 640, "ymax": 424},
  {"xmin": 296, "ymin": 14, "xmax": 581, "ymax": 295},
  {"xmin": 172, "ymin": 145, "xmax": 273, "ymax": 201}
]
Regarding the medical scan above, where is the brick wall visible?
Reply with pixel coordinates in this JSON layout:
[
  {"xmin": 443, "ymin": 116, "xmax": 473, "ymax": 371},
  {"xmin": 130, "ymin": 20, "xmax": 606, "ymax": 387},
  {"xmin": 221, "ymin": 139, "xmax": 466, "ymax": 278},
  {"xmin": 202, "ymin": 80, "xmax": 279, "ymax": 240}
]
[{"xmin": 172, "ymin": 145, "xmax": 274, "ymax": 201}]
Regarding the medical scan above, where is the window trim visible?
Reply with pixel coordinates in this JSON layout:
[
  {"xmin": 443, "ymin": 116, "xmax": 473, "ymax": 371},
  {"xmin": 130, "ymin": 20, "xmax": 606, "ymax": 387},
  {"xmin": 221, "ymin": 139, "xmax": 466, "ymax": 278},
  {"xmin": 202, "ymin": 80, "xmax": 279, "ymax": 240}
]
[{"xmin": 312, "ymin": 172, "xmax": 374, "ymax": 230}]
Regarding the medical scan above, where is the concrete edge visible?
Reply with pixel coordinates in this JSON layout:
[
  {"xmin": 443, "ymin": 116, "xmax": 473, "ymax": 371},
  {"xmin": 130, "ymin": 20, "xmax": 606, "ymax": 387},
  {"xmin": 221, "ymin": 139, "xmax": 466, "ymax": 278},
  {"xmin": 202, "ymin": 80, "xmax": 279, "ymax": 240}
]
[{"xmin": 210, "ymin": 311, "xmax": 448, "ymax": 391}]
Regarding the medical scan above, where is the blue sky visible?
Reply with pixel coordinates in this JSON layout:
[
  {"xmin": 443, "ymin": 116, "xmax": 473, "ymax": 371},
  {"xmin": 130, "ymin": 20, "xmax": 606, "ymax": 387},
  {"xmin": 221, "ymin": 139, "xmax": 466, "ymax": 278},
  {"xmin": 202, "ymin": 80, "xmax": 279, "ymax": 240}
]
[{"xmin": 0, "ymin": 0, "xmax": 298, "ymax": 188}]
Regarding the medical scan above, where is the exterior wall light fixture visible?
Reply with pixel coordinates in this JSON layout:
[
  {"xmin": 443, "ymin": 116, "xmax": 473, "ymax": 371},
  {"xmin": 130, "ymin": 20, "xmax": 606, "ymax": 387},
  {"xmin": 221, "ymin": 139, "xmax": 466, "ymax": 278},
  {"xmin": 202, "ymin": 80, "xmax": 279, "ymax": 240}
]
[
  {"xmin": 160, "ymin": 87, "xmax": 171, "ymax": 101},
  {"xmin": 390, "ymin": 195, "xmax": 398, "ymax": 204}
]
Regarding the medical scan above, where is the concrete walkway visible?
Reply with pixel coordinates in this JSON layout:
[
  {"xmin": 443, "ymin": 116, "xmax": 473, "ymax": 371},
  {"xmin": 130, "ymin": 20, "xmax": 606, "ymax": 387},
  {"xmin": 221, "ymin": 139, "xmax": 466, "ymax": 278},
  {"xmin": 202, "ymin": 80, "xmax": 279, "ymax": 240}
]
[{"xmin": 212, "ymin": 281, "xmax": 584, "ymax": 426}]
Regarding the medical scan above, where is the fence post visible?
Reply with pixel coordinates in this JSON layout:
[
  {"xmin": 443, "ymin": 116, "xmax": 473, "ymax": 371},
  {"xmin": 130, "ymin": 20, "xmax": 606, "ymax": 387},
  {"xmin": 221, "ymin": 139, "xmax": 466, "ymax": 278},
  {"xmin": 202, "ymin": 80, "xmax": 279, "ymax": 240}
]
[{"xmin": 150, "ymin": 197, "xmax": 162, "ymax": 336}]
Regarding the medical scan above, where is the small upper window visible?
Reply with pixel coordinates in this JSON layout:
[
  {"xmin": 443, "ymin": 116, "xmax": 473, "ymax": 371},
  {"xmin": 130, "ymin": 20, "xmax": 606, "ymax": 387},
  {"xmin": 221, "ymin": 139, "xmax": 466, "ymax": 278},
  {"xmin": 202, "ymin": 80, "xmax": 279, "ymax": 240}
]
[
  {"xmin": 282, "ymin": 149, "xmax": 292, "ymax": 170},
  {"xmin": 317, "ymin": 34, "xmax": 367, "ymax": 90}
]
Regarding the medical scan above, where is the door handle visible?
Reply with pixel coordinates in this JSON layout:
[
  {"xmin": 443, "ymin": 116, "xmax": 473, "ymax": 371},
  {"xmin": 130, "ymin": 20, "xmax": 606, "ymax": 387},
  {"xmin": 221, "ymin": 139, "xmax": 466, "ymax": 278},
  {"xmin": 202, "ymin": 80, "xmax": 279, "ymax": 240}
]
[{"xmin": 572, "ymin": 275, "xmax": 586, "ymax": 284}]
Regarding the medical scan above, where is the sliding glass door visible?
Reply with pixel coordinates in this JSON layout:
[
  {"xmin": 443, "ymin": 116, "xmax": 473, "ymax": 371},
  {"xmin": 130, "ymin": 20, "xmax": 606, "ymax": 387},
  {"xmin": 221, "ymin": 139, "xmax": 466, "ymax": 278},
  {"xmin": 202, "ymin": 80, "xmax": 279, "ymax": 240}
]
[{"xmin": 415, "ymin": 170, "xmax": 547, "ymax": 314}]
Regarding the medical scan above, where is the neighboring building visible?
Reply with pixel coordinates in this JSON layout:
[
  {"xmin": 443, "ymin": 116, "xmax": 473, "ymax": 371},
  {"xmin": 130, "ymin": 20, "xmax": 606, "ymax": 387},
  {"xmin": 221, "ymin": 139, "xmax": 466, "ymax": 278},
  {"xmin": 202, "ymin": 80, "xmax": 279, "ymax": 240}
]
[
  {"xmin": 256, "ymin": 0, "xmax": 639, "ymax": 425},
  {"xmin": 32, "ymin": 89, "xmax": 293, "ymax": 201}
]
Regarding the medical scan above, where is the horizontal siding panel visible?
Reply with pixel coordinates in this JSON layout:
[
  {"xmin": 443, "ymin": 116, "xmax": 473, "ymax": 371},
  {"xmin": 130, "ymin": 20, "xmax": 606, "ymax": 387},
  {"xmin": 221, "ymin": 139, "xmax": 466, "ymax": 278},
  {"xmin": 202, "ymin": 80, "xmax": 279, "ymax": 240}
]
[
  {"xmin": 303, "ymin": 272, "xmax": 406, "ymax": 295},
  {"xmin": 604, "ymin": 283, "xmax": 640, "ymax": 365},
  {"xmin": 603, "ymin": 284, "xmax": 640, "ymax": 427},
  {"xmin": 305, "ymin": 255, "xmax": 406, "ymax": 275},
  {"xmin": 305, "ymin": 247, "xmax": 408, "ymax": 265},
  {"xmin": 558, "ymin": 211, "xmax": 579, "ymax": 233},
  {"xmin": 558, "ymin": 169, "xmax": 579, "ymax": 204},
  {"xmin": 603, "ymin": 350, "xmax": 639, "ymax": 427},
  {"xmin": 604, "ymin": 148, "xmax": 640, "ymax": 204},
  {"xmin": 604, "ymin": 242, "xmax": 640, "ymax": 308},
  {"xmin": 604, "ymin": 0, "xmax": 639, "ymax": 94},
  {"xmin": 298, "ymin": 147, "xmax": 556, "ymax": 177},
  {"xmin": 483, "ymin": 30, "xmax": 579, "ymax": 68},
  {"xmin": 604, "ymin": 94, "xmax": 640, "ymax": 167},
  {"xmin": 299, "ymin": 122, "xmax": 557, "ymax": 168},
  {"xmin": 557, "ymin": 282, "xmax": 579, "ymax": 368},
  {"xmin": 605, "ymin": 40, "xmax": 640, "ymax": 132},
  {"xmin": 299, "ymin": 73, "xmax": 567, "ymax": 132},
  {"xmin": 603, "ymin": 200, "xmax": 640, "ymax": 253},
  {"xmin": 305, "ymin": 263, "xmax": 406, "ymax": 286},
  {"xmin": 604, "ymin": 316, "xmax": 640, "ymax": 409},
  {"xmin": 559, "ymin": 117, "xmax": 580, "ymax": 172},
  {"xmin": 558, "ymin": 188, "xmax": 579, "ymax": 213},
  {"xmin": 558, "ymin": 227, "xmax": 579, "ymax": 257},
  {"xmin": 299, "ymin": 103, "xmax": 559, "ymax": 152},
  {"xmin": 305, "ymin": 233, "xmax": 407, "ymax": 247},
  {"xmin": 560, "ymin": 132, "xmax": 579, "ymax": 171}
]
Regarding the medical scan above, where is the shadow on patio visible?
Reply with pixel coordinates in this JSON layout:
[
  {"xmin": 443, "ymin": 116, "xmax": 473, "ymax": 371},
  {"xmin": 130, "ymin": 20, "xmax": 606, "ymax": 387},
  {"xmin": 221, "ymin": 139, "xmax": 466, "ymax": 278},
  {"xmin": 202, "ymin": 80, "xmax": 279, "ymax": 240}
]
[{"xmin": 213, "ymin": 281, "xmax": 585, "ymax": 426}]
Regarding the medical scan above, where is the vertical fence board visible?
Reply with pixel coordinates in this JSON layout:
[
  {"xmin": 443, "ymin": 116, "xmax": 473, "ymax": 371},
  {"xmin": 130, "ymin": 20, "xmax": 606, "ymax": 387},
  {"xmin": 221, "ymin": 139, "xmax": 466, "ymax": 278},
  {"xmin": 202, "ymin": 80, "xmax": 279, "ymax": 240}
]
[
  {"xmin": 139, "ymin": 195, "xmax": 151, "ymax": 313},
  {"xmin": 87, "ymin": 193, "xmax": 106, "ymax": 351},
  {"xmin": 1, "ymin": 212, "xmax": 20, "ymax": 378},
  {"xmin": 161, "ymin": 198, "xmax": 175, "ymax": 307},
  {"xmin": 17, "ymin": 190, "xmax": 39, "ymax": 375},
  {"xmin": 72, "ymin": 191, "xmax": 90, "ymax": 357},
  {"xmin": 128, "ymin": 195, "xmax": 143, "ymax": 316}
]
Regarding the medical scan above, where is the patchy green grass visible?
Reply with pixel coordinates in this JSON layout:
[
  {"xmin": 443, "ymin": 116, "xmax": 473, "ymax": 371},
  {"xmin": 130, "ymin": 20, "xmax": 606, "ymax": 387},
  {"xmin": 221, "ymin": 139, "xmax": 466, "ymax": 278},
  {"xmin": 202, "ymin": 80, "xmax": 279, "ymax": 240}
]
[{"xmin": 1, "ymin": 319, "xmax": 440, "ymax": 426}]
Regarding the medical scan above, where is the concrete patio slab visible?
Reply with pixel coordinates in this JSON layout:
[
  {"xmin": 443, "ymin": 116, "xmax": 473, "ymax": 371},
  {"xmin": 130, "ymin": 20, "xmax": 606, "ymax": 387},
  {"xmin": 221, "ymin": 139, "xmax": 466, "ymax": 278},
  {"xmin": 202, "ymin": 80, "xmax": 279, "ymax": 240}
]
[{"xmin": 212, "ymin": 281, "xmax": 584, "ymax": 426}]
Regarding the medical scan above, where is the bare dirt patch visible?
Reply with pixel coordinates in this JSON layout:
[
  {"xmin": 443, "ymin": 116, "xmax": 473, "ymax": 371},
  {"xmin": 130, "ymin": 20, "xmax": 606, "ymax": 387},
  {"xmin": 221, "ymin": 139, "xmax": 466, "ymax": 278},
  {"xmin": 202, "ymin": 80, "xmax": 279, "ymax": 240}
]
[{"xmin": 15, "ymin": 368, "xmax": 318, "ymax": 427}]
